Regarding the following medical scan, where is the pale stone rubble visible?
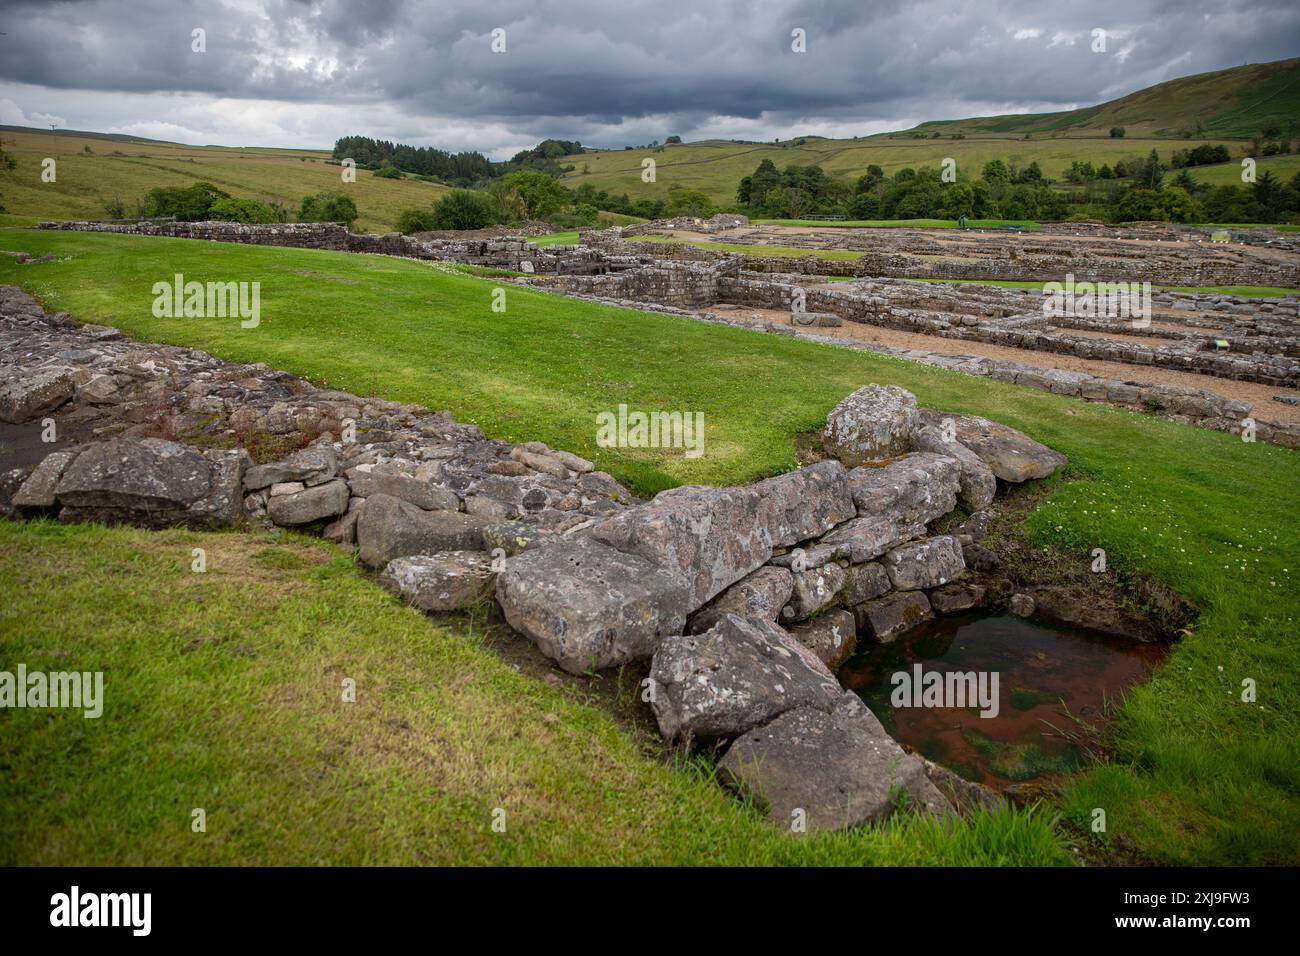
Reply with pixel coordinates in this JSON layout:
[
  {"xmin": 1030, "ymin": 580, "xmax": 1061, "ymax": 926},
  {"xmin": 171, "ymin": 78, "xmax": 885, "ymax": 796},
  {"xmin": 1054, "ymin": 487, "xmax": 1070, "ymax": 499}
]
[{"xmin": 1, "ymin": 283, "xmax": 1075, "ymax": 833}]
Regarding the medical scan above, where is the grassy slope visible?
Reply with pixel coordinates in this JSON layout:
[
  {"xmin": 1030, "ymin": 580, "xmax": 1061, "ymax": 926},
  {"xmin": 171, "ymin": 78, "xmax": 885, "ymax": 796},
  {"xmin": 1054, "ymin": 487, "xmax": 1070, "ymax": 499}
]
[
  {"xmin": 916, "ymin": 58, "xmax": 1300, "ymax": 139},
  {"xmin": 0, "ymin": 130, "xmax": 448, "ymax": 233},
  {"xmin": 0, "ymin": 228, "xmax": 1297, "ymax": 864}
]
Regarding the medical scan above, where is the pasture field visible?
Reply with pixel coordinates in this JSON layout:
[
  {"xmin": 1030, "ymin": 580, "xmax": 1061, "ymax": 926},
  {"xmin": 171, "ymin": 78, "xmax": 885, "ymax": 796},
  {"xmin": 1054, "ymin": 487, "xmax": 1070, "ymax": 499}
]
[{"xmin": 0, "ymin": 128, "xmax": 448, "ymax": 233}]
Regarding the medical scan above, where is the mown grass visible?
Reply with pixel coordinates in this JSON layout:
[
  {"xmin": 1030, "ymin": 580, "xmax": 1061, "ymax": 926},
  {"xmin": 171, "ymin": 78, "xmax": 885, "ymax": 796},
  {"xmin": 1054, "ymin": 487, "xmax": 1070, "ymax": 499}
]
[
  {"xmin": 0, "ymin": 520, "xmax": 1070, "ymax": 865},
  {"xmin": 0, "ymin": 227, "xmax": 1297, "ymax": 864}
]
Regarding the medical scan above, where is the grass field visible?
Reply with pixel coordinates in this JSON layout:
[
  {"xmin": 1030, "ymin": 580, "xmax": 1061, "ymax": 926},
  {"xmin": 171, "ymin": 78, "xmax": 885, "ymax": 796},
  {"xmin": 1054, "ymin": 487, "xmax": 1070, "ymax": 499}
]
[
  {"xmin": 0, "ymin": 129, "xmax": 449, "ymax": 233},
  {"xmin": 1, "ymin": 227, "xmax": 1297, "ymax": 865}
]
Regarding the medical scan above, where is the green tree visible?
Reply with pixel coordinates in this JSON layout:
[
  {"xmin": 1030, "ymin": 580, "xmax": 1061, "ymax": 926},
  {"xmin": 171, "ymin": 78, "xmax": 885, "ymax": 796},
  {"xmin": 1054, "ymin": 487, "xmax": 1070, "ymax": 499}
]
[
  {"xmin": 1251, "ymin": 170, "xmax": 1286, "ymax": 221},
  {"xmin": 981, "ymin": 159, "xmax": 1009, "ymax": 184},
  {"xmin": 1109, "ymin": 126, "xmax": 1126, "ymax": 138},
  {"xmin": 663, "ymin": 188, "xmax": 715, "ymax": 218},
  {"xmin": 497, "ymin": 171, "xmax": 571, "ymax": 219},
  {"xmin": 395, "ymin": 208, "xmax": 437, "ymax": 233}
]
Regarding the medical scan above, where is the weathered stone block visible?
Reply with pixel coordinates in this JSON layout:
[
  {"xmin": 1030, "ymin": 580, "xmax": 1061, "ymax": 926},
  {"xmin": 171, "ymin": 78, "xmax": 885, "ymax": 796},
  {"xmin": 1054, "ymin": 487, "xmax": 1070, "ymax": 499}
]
[{"xmin": 496, "ymin": 538, "xmax": 690, "ymax": 674}]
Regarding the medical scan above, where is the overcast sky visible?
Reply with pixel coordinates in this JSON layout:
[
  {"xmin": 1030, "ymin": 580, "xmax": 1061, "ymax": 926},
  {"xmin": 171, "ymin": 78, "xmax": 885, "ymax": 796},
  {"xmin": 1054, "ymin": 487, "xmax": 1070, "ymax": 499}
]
[{"xmin": 0, "ymin": 0, "xmax": 1296, "ymax": 159}]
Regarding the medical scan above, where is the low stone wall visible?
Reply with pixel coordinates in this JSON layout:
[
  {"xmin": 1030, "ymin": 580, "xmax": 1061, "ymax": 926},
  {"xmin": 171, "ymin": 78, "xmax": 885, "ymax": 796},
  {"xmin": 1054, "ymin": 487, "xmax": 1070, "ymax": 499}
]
[{"xmin": 37, "ymin": 219, "xmax": 566, "ymax": 274}]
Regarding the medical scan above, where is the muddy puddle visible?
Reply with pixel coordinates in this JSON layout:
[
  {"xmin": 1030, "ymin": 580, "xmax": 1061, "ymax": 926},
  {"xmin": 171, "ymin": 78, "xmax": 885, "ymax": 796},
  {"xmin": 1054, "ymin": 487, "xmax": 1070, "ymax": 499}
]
[{"xmin": 839, "ymin": 611, "xmax": 1169, "ymax": 787}]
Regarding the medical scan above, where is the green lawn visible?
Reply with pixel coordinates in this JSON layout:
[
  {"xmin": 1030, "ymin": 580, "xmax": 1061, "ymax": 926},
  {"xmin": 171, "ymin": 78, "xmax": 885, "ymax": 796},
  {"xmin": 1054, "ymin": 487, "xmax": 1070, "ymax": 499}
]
[{"xmin": 1, "ymin": 227, "xmax": 1297, "ymax": 865}]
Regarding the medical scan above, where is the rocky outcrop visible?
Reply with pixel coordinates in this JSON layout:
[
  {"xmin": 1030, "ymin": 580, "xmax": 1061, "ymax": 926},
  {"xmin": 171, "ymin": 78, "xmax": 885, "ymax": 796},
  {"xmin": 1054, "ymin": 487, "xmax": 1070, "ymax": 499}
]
[{"xmin": 0, "ymin": 284, "xmax": 1075, "ymax": 833}]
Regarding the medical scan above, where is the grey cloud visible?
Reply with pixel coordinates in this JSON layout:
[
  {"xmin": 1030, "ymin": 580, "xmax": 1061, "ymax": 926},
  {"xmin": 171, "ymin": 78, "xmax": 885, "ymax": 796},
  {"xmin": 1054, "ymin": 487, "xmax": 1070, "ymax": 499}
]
[{"xmin": 0, "ymin": 0, "xmax": 1295, "ymax": 152}]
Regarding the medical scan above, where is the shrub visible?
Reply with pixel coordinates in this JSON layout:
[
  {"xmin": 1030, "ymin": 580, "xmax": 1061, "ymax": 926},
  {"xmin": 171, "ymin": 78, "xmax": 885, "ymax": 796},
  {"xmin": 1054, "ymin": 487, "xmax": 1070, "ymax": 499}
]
[
  {"xmin": 143, "ymin": 182, "xmax": 229, "ymax": 221},
  {"xmin": 373, "ymin": 164, "xmax": 403, "ymax": 179},
  {"xmin": 208, "ymin": 197, "xmax": 278, "ymax": 224},
  {"xmin": 395, "ymin": 208, "xmax": 437, "ymax": 233},
  {"xmin": 429, "ymin": 190, "xmax": 498, "ymax": 230},
  {"xmin": 299, "ymin": 192, "xmax": 358, "ymax": 227}
]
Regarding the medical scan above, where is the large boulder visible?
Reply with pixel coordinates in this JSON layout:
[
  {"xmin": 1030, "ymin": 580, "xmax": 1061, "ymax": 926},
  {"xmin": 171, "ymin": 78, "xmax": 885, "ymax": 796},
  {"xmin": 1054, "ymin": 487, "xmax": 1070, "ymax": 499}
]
[
  {"xmin": 266, "ymin": 478, "xmax": 350, "ymax": 525},
  {"xmin": 688, "ymin": 565, "xmax": 794, "ymax": 634},
  {"xmin": 924, "ymin": 412, "xmax": 1066, "ymax": 483},
  {"xmin": 882, "ymin": 535, "xmax": 966, "ymax": 591},
  {"xmin": 55, "ymin": 438, "xmax": 210, "ymax": 511},
  {"xmin": 355, "ymin": 493, "xmax": 489, "ymax": 567},
  {"xmin": 0, "ymin": 365, "xmax": 78, "ymax": 423},
  {"xmin": 751, "ymin": 461, "xmax": 854, "ymax": 546},
  {"xmin": 847, "ymin": 452, "xmax": 961, "ymax": 524},
  {"xmin": 53, "ymin": 443, "xmax": 246, "ymax": 529},
  {"xmin": 496, "ymin": 538, "xmax": 690, "ymax": 674},
  {"xmin": 380, "ymin": 551, "xmax": 497, "ymax": 612},
  {"xmin": 649, "ymin": 613, "xmax": 841, "ymax": 743},
  {"xmin": 592, "ymin": 484, "xmax": 773, "ymax": 611},
  {"xmin": 822, "ymin": 384, "xmax": 919, "ymax": 466},
  {"xmin": 718, "ymin": 696, "xmax": 951, "ymax": 831},
  {"xmin": 913, "ymin": 420, "xmax": 997, "ymax": 511}
]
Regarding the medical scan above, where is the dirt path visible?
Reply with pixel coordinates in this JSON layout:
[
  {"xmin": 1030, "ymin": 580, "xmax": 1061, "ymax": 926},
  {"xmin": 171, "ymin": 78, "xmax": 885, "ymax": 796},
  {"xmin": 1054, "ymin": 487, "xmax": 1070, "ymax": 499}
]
[{"xmin": 732, "ymin": 306, "xmax": 1300, "ymax": 423}]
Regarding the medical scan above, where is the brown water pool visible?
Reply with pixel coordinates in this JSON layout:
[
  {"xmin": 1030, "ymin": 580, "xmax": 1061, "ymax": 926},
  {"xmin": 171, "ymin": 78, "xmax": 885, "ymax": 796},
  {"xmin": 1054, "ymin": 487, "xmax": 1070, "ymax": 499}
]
[{"xmin": 838, "ymin": 611, "xmax": 1169, "ymax": 787}]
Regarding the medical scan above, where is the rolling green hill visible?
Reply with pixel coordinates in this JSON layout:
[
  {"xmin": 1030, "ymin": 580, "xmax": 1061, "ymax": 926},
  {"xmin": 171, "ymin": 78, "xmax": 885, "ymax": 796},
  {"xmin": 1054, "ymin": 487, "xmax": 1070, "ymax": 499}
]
[
  {"xmin": 912, "ymin": 57, "xmax": 1300, "ymax": 139},
  {"xmin": 561, "ymin": 58, "xmax": 1300, "ymax": 205},
  {"xmin": 0, "ymin": 127, "xmax": 449, "ymax": 233}
]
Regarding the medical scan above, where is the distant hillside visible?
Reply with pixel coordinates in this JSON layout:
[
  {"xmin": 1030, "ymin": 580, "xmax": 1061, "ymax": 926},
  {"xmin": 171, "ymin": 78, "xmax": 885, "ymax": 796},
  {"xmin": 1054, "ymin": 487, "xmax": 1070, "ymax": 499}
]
[
  {"xmin": 560, "ymin": 58, "xmax": 1300, "ymax": 204},
  {"xmin": 908, "ymin": 57, "xmax": 1300, "ymax": 139},
  {"xmin": 0, "ymin": 128, "xmax": 448, "ymax": 232}
]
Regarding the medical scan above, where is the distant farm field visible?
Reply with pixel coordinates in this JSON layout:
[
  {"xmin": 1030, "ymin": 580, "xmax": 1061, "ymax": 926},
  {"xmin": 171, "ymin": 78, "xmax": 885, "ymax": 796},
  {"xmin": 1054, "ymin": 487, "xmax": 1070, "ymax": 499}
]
[
  {"xmin": 559, "ymin": 136, "xmax": 1250, "ymax": 206},
  {"xmin": 0, "ymin": 129, "xmax": 449, "ymax": 233}
]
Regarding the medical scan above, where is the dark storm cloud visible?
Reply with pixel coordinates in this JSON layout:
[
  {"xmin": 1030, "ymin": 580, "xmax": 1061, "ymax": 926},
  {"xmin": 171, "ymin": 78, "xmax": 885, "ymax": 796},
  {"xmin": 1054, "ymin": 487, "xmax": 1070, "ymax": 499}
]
[{"xmin": 0, "ymin": 0, "xmax": 1296, "ymax": 151}]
